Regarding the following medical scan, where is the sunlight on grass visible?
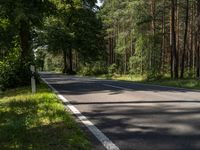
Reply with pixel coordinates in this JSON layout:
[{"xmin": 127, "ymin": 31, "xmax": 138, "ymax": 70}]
[
  {"xmin": 97, "ymin": 74, "xmax": 146, "ymax": 82},
  {"xmin": 147, "ymin": 79, "xmax": 200, "ymax": 90},
  {"xmin": 96, "ymin": 74, "xmax": 200, "ymax": 90},
  {"xmin": 0, "ymin": 83, "xmax": 91, "ymax": 150}
]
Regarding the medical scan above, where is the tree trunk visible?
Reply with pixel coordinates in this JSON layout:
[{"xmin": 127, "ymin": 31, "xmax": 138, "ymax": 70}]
[
  {"xmin": 180, "ymin": 0, "xmax": 189, "ymax": 78},
  {"xmin": 19, "ymin": 20, "xmax": 32, "ymax": 65},
  {"xmin": 196, "ymin": 0, "xmax": 200, "ymax": 77},
  {"xmin": 170, "ymin": 6, "xmax": 174, "ymax": 78},
  {"xmin": 160, "ymin": 0, "xmax": 165, "ymax": 74},
  {"xmin": 67, "ymin": 47, "xmax": 73, "ymax": 74},
  {"xmin": 171, "ymin": 0, "xmax": 179, "ymax": 79},
  {"xmin": 63, "ymin": 50, "xmax": 67, "ymax": 73},
  {"xmin": 189, "ymin": 2, "xmax": 194, "ymax": 75}
]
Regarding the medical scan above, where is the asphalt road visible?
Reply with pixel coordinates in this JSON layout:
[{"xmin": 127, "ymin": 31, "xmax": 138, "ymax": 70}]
[{"xmin": 40, "ymin": 72, "xmax": 200, "ymax": 150}]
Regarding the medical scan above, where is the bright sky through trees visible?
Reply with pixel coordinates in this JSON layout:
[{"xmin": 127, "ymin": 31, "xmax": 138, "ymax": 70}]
[{"xmin": 96, "ymin": 0, "xmax": 103, "ymax": 7}]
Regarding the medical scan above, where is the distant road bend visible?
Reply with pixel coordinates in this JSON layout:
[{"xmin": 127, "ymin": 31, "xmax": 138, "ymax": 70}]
[{"xmin": 41, "ymin": 72, "xmax": 200, "ymax": 150}]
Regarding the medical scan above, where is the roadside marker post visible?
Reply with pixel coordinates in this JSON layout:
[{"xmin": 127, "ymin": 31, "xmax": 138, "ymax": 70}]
[{"xmin": 30, "ymin": 65, "xmax": 36, "ymax": 93}]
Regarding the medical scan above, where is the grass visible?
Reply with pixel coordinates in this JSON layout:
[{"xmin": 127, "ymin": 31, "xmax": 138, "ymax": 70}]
[
  {"xmin": 0, "ymin": 83, "xmax": 91, "ymax": 150},
  {"xmin": 143, "ymin": 78, "xmax": 200, "ymax": 90},
  {"xmin": 96, "ymin": 74, "xmax": 146, "ymax": 82},
  {"xmin": 95, "ymin": 74, "xmax": 200, "ymax": 90}
]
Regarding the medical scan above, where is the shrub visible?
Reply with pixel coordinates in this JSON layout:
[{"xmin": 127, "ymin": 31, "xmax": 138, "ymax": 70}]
[
  {"xmin": 78, "ymin": 63, "xmax": 107, "ymax": 76},
  {"xmin": 0, "ymin": 47, "xmax": 34, "ymax": 90},
  {"xmin": 0, "ymin": 60, "xmax": 32, "ymax": 90},
  {"xmin": 108, "ymin": 63, "xmax": 118, "ymax": 75}
]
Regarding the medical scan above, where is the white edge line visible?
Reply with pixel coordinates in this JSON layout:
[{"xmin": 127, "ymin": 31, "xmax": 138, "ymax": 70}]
[{"xmin": 41, "ymin": 78, "xmax": 120, "ymax": 150}]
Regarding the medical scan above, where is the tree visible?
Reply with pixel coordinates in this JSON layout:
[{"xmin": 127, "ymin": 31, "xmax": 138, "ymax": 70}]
[
  {"xmin": 0, "ymin": 0, "xmax": 55, "ymax": 65},
  {"xmin": 197, "ymin": 0, "xmax": 200, "ymax": 77},
  {"xmin": 180, "ymin": 0, "xmax": 189, "ymax": 78},
  {"xmin": 39, "ymin": 0, "xmax": 105, "ymax": 74},
  {"xmin": 44, "ymin": 17, "xmax": 73, "ymax": 73},
  {"xmin": 171, "ymin": 0, "xmax": 179, "ymax": 79}
]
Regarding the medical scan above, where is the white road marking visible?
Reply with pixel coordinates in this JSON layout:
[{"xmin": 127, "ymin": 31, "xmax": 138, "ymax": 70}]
[{"xmin": 41, "ymin": 78, "xmax": 120, "ymax": 150}]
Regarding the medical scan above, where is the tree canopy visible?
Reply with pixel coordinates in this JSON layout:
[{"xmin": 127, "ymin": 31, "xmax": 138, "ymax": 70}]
[{"xmin": 1, "ymin": 0, "xmax": 200, "ymax": 89}]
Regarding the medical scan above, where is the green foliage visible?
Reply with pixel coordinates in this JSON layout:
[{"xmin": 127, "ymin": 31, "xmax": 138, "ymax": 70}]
[
  {"xmin": 36, "ymin": 0, "xmax": 106, "ymax": 74},
  {"xmin": 108, "ymin": 63, "xmax": 118, "ymax": 75},
  {"xmin": 44, "ymin": 53, "xmax": 63, "ymax": 72},
  {"xmin": 0, "ymin": 0, "xmax": 57, "ymax": 88},
  {"xmin": 0, "ymin": 83, "xmax": 91, "ymax": 150},
  {"xmin": 0, "ymin": 48, "xmax": 31, "ymax": 90},
  {"xmin": 0, "ymin": 0, "xmax": 55, "ymax": 26},
  {"xmin": 0, "ymin": 18, "xmax": 15, "ymax": 60},
  {"xmin": 43, "ymin": 17, "xmax": 73, "ymax": 53},
  {"xmin": 35, "ymin": 48, "xmax": 46, "ymax": 71},
  {"xmin": 72, "ymin": 8, "xmax": 106, "ymax": 62},
  {"xmin": 78, "ymin": 62, "xmax": 107, "ymax": 76},
  {"xmin": 99, "ymin": 0, "xmax": 168, "ymax": 77}
]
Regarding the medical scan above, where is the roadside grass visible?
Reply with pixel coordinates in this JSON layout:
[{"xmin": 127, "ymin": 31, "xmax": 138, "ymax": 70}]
[
  {"xmin": 0, "ymin": 83, "xmax": 91, "ymax": 150},
  {"xmin": 95, "ymin": 74, "xmax": 200, "ymax": 90},
  {"xmin": 96, "ymin": 74, "xmax": 146, "ymax": 82},
  {"xmin": 143, "ymin": 78, "xmax": 200, "ymax": 90}
]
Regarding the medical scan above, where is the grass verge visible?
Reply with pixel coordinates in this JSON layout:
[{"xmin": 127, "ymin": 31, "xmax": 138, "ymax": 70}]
[
  {"xmin": 95, "ymin": 74, "xmax": 200, "ymax": 90},
  {"xmin": 0, "ymin": 83, "xmax": 91, "ymax": 150}
]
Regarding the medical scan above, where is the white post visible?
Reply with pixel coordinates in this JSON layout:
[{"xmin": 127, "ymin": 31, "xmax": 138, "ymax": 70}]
[{"xmin": 30, "ymin": 65, "xmax": 36, "ymax": 93}]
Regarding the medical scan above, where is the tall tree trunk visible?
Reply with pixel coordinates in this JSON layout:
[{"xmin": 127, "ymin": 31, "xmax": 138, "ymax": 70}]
[
  {"xmin": 170, "ymin": 6, "xmax": 174, "ymax": 78},
  {"xmin": 171, "ymin": 0, "xmax": 179, "ymax": 78},
  {"xmin": 180, "ymin": 0, "xmax": 189, "ymax": 78},
  {"xmin": 19, "ymin": 20, "xmax": 32, "ymax": 65},
  {"xmin": 150, "ymin": 0, "xmax": 156, "ymax": 73},
  {"xmin": 161, "ymin": 0, "xmax": 166, "ymax": 74},
  {"xmin": 176, "ymin": 0, "xmax": 180, "ymax": 72},
  {"xmin": 189, "ymin": 2, "xmax": 194, "ymax": 75},
  {"xmin": 196, "ymin": 0, "xmax": 200, "ymax": 77}
]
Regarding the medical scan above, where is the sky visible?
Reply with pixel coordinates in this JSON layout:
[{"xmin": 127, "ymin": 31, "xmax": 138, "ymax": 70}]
[{"xmin": 96, "ymin": 0, "xmax": 103, "ymax": 7}]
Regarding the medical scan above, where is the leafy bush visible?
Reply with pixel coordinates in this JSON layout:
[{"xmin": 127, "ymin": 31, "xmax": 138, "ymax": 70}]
[
  {"xmin": 0, "ymin": 47, "xmax": 33, "ymax": 90},
  {"xmin": 108, "ymin": 63, "xmax": 118, "ymax": 75},
  {"xmin": 78, "ymin": 63, "xmax": 107, "ymax": 76},
  {"xmin": 44, "ymin": 53, "xmax": 63, "ymax": 72},
  {"xmin": 0, "ymin": 60, "xmax": 32, "ymax": 90}
]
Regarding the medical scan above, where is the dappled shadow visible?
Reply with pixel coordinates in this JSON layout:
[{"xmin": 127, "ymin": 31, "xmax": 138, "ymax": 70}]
[
  {"xmin": 40, "ymin": 73, "xmax": 200, "ymax": 96},
  {"xmin": 81, "ymin": 103, "xmax": 200, "ymax": 150},
  {"xmin": 70, "ymin": 100, "xmax": 200, "ymax": 105},
  {"xmin": 51, "ymin": 81, "xmax": 124, "ymax": 95},
  {"xmin": 0, "ymin": 87, "xmax": 31, "ymax": 99},
  {"xmin": 0, "ymin": 97, "xmax": 88, "ymax": 150},
  {"xmin": 40, "ymin": 73, "xmax": 200, "ymax": 150},
  {"xmin": 0, "ymin": 84, "xmax": 51, "ymax": 99}
]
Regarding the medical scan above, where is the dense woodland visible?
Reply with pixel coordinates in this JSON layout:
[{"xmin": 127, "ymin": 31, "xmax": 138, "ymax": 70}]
[
  {"xmin": 101, "ymin": 0, "xmax": 200, "ymax": 79},
  {"xmin": 0, "ymin": 0, "xmax": 200, "ymax": 89}
]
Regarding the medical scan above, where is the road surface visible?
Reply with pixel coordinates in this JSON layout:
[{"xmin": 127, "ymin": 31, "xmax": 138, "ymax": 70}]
[{"xmin": 41, "ymin": 72, "xmax": 200, "ymax": 150}]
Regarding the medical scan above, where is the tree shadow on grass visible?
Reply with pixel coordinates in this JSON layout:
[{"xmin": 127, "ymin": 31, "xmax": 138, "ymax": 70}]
[
  {"xmin": 0, "ymin": 97, "xmax": 90, "ymax": 150},
  {"xmin": 0, "ymin": 83, "xmax": 51, "ymax": 99}
]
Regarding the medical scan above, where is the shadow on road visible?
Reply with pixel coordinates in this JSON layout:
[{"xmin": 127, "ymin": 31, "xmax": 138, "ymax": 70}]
[{"xmin": 41, "ymin": 73, "xmax": 200, "ymax": 150}]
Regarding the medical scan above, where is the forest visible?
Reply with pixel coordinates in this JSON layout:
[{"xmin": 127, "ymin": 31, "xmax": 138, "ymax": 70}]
[
  {"xmin": 100, "ymin": 0, "xmax": 200, "ymax": 80},
  {"xmin": 0, "ymin": 0, "xmax": 200, "ymax": 89}
]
